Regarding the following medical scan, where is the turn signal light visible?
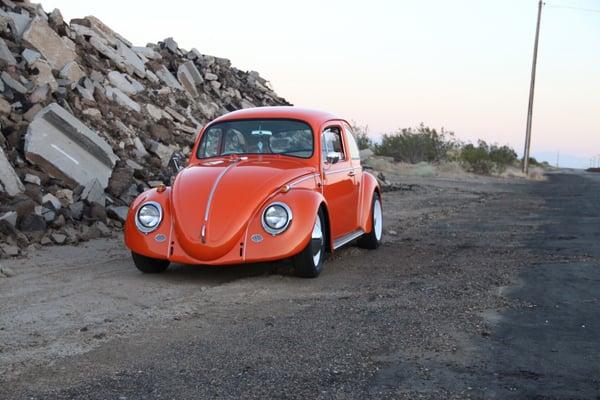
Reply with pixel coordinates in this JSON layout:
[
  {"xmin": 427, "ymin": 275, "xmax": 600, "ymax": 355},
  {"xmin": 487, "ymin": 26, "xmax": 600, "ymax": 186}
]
[
  {"xmin": 156, "ymin": 184, "xmax": 167, "ymax": 193},
  {"xmin": 280, "ymin": 184, "xmax": 290, "ymax": 193}
]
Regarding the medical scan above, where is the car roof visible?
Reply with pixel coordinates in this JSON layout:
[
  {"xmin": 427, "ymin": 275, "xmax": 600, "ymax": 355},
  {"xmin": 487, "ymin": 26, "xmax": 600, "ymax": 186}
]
[{"xmin": 211, "ymin": 106, "xmax": 346, "ymax": 126}]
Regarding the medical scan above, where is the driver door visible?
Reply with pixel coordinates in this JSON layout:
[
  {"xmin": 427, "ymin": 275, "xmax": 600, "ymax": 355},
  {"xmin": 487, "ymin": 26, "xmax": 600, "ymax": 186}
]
[{"xmin": 321, "ymin": 125, "xmax": 360, "ymax": 240}]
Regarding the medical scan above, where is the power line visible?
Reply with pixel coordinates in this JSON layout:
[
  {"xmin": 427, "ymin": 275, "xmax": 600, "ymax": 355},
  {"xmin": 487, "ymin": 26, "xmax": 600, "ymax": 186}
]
[{"xmin": 546, "ymin": 3, "xmax": 600, "ymax": 14}]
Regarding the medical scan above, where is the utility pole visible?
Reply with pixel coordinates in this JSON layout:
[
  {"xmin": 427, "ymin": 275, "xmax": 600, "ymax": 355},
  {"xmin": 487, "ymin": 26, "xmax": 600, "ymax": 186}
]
[{"xmin": 522, "ymin": 0, "xmax": 544, "ymax": 174}]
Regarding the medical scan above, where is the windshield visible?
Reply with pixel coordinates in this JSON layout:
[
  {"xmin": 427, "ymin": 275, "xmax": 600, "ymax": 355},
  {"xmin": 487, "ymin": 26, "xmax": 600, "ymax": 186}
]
[{"xmin": 196, "ymin": 119, "xmax": 313, "ymax": 159}]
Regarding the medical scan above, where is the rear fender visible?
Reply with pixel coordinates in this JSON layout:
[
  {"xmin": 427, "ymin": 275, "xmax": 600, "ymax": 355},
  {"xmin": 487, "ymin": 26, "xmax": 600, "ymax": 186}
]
[{"xmin": 359, "ymin": 171, "xmax": 381, "ymax": 233}]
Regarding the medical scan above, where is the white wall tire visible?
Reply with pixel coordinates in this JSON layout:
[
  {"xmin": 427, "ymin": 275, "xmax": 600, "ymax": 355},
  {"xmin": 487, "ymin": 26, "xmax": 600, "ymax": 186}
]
[
  {"xmin": 358, "ymin": 192, "xmax": 383, "ymax": 250},
  {"xmin": 293, "ymin": 209, "xmax": 326, "ymax": 278}
]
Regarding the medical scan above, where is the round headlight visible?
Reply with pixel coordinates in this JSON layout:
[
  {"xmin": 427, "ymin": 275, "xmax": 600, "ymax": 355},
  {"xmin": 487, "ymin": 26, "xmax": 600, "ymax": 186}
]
[
  {"xmin": 262, "ymin": 202, "xmax": 292, "ymax": 235},
  {"xmin": 136, "ymin": 202, "xmax": 162, "ymax": 233}
]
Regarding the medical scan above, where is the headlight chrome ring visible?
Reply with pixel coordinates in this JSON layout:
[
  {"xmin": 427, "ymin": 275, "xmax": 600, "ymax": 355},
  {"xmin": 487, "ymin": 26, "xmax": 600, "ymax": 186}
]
[
  {"xmin": 135, "ymin": 201, "xmax": 163, "ymax": 234},
  {"xmin": 262, "ymin": 202, "xmax": 292, "ymax": 236}
]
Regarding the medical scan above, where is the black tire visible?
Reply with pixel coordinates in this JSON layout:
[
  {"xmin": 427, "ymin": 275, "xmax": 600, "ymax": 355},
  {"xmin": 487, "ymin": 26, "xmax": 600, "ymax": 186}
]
[
  {"xmin": 358, "ymin": 192, "xmax": 382, "ymax": 249},
  {"xmin": 293, "ymin": 209, "xmax": 326, "ymax": 278},
  {"xmin": 131, "ymin": 252, "xmax": 170, "ymax": 273}
]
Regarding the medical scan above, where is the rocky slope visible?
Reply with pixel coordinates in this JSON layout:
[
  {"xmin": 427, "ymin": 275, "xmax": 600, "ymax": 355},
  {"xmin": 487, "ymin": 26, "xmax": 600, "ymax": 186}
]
[{"xmin": 0, "ymin": 0, "xmax": 290, "ymax": 258}]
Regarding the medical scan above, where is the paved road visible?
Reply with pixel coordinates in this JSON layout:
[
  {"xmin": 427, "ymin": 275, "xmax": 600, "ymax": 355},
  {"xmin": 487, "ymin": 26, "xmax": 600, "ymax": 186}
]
[{"xmin": 1, "ymin": 172, "xmax": 599, "ymax": 399}]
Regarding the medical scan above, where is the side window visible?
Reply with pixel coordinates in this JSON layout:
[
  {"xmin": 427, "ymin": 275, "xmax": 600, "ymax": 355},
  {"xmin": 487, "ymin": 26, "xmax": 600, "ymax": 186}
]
[
  {"xmin": 200, "ymin": 129, "xmax": 221, "ymax": 158},
  {"xmin": 344, "ymin": 127, "xmax": 361, "ymax": 160},
  {"xmin": 321, "ymin": 127, "xmax": 345, "ymax": 163}
]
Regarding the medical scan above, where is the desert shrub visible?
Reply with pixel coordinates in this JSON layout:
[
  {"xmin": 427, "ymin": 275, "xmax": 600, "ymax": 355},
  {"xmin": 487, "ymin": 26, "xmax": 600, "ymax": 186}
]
[
  {"xmin": 374, "ymin": 124, "xmax": 458, "ymax": 163},
  {"xmin": 350, "ymin": 122, "xmax": 373, "ymax": 150},
  {"xmin": 459, "ymin": 140, "xmax": 517, "ymax": 175}
]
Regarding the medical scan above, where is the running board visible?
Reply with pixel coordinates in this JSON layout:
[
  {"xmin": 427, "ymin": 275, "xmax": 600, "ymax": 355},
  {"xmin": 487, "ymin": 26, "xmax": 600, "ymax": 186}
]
[{"xmin": 333, "ymin": 229, "xmax": 365, "ymax": 250}]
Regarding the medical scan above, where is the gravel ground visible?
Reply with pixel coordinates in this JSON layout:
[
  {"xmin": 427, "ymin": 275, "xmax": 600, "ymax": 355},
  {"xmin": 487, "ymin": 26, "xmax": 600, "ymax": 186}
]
[{"xmin": 1, "ymin": 170, "xmax": 598, "ymax": 399}]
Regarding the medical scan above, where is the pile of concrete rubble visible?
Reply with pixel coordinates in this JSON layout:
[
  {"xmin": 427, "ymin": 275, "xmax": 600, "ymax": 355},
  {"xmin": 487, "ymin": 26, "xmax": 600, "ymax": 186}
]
[{"xmin": 0, "ymin": 0, "xmax": 290, "ymax": 257}]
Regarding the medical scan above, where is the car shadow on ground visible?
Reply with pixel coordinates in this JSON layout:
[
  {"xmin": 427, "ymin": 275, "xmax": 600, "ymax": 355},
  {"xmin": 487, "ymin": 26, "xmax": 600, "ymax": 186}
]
[{"xmin": 146, "ymin": 260, "xmax": 296, "ymax": 285}]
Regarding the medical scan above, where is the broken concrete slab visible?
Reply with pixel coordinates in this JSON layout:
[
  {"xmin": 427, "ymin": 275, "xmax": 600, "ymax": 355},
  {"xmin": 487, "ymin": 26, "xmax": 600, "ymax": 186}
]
[
  {"xmin": 0, "ymin": 97, "xmax": 10, "ymax": 115},
  {"xmin": 162, "ymin": 37, "xmax": 179, "ymax": 54},
  {"xmin": 116, "ymin": 40, "xmax": 146, "ymax": 78},
  {"xmin": 0, "ymin": 211, "xmax": 17, "ymax": 227},
  {"xmin": 107, "ymin": 71, "xmax": 142, "ymax": 95},
  {"xmin": 1, "ymin": 71, "xmax": 28, "ymax": 94},
  {"xmin": 22, "ymin": 17, "xmax": 77, "ymax": 70},
  {"xmin": 181, "ymin": 61, "xmax": 204, "ymax": 85},
  {"xmin": 42, "ymin": 193, "xmax": 62, "ymax": 210},
  {"xmin": 154, "ymin": 65, "xmax": 183, "ymax": 91},
  {"xmin": 89, "ymin": 36, "xmax": 125, "ymax": 69},
  {"xmin": 105, "ymin": 86, "xmax": 141, "ymax": 113},
  {"xmin": 81, "ymin": 178, "xmax": 105, "ymax": 206},
  {"xmin": 24, "ymin": 103, "xmax": 119, "ymax": 189},
  {"xmin": 148, "ymin": 140, "xmax": 175, "ymax": 167},
  {"xmin": 21, "ymin": 48, "xmax": 40, "ymax": 64},
  {"xmin": 0, "ymin": 146, "xmax": 24, "ymax": 196},
  {"xmin": 177, "ymin": 66, "xmax": 199, "ymax": 98},
  {"xmin": 5, "ymin": 10, "xmax": 31, "ymax": 38},
  {"xmin": 132, "ymin": 46, "xmax": 161, "ymax": 60},
  {"xmin": 59, "ymin": 61, "xmax": 85, "ymax": 83},
  {"xmin": 107, "ymin": 205, "xmax": 128, "ymax": 223},
  {"xmin": 30, "ymin": 59, "xmax": 58, "ymax": 91},
  {"xmin": 0, "ymin": 37, "xmax": 16, "ymax": 65}
]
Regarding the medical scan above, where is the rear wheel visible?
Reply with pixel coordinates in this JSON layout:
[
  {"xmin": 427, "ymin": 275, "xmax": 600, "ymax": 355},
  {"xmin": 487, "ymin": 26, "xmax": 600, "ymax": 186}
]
[
  {"xmin": 358, "ymin": 192, "xmax": 382, "ymax": 249},
  {"xmin": 293, "ymin": 209, "xmax": 326, "ymax": 278},
  {"xmin": 131, "ymin": 252, "xmax": 170, "ymax": 273}
]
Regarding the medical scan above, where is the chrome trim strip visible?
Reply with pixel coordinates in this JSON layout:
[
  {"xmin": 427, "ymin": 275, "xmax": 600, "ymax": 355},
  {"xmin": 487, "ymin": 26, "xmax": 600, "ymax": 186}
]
[
  {"xmin": 201, "ymin": 161, "xmax": 238, "ymax": 241},
  {"xmin": 324, "ymin": 167, "xmax": 360, "ymax": 176},
  {"xmin": 333, "ymin": 229, "xmax": 364, "ymax": 250},
  {"xmin": 289, "ymin": 173, "xmax": 318, "ymax": 188}
]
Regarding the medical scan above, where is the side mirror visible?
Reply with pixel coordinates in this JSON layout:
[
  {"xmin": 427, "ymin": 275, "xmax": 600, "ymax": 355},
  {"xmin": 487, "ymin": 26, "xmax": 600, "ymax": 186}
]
[{"xmin": 326, "ymin": 152, "xmax": 341, "ymax": 164}]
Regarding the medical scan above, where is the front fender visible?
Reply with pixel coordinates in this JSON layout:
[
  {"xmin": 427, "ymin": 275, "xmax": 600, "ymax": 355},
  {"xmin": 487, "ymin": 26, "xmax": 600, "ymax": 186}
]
[
  {"xmin": 243, "ymin": 188, "xmax": 326, "ymax": 263},
  {"xmin": 124, "ymin": 187, "xmax": 172, "ymax": 260},
  {"xmin": 359, "ymin": 171, "xmax": 381, "ymax": 233}
]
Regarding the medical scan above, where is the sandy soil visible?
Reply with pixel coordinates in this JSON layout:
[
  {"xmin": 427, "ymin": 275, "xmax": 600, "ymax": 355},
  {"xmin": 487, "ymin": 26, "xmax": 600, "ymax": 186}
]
[{"xmin": 1, "ymin": 170, "xmax": 598, "ymax": 399}]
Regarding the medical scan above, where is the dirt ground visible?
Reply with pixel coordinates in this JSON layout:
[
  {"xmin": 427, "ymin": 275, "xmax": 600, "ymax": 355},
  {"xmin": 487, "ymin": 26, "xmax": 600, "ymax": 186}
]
[{"xmin": 1, "ymin": 170, "xmax": 599, "ymax": 399}]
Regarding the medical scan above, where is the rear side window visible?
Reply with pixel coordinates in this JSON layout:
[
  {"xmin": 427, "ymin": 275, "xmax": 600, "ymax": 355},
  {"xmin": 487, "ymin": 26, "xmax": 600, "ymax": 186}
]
[{"xmin": 344, "ymin": 127, "xmax": 361, "ymax": 160}]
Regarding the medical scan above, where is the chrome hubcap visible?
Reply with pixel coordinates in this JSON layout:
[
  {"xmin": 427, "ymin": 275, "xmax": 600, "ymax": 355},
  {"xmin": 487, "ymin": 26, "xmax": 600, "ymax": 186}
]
[
  {"xmin": 374, "ymin": 198, "xmax": 383, "ymax": 241},
  {"xmin": 311, "ymin": 216, "xmax": 323, "ymax": 266}
]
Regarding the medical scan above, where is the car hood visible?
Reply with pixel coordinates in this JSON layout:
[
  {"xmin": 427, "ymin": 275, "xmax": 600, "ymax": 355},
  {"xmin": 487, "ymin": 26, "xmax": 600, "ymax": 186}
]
[{"xmin": 171, "ymin": 157, "xmax": 316, "ymax": 261}]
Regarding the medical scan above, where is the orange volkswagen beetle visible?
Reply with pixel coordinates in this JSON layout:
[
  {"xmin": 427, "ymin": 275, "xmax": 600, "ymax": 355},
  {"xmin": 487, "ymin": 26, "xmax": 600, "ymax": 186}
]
[{"xmin": 124, "ymin": 107, "xmax": 382, "ymax": 277}]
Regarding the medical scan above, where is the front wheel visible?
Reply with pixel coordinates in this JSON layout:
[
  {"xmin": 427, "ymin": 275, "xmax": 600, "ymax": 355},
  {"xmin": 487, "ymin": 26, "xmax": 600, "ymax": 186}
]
[
  {"xmin": 293, "ymin": 209, "xmax": 326, "ymax": 278},
  {"xmin": 358, "ymin": 192, "xmax": 383, "ymax": 249},
  {"xmin": 131, "ymin": 252, "xmax": 170, "ymax": 273}
]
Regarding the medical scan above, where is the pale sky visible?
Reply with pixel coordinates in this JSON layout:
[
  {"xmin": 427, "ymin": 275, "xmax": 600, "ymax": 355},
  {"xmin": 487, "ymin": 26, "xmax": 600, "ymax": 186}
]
[{"xmin": 42, "ymin": 0, "xmax": 600, "ymax": 168}]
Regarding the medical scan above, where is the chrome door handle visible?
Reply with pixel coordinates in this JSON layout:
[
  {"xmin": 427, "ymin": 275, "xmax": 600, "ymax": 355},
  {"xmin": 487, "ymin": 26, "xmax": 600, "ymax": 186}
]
[{"xmin": 348, "ymin": 171, "xmax": 356, "ymax": 177}]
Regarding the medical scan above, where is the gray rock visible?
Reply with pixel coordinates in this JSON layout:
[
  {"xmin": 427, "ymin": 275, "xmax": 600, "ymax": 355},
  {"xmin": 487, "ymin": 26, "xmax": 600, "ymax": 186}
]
[
  {"xmin": 30, "ymin": 60, "xmax": 58, "ymax": 91},
  {"xmin": 24, "ymin": 103, "xmax": 119, "ymax": 189},
  {"xmin": 82, "ymin": 108, "xmax": 101, "ymax": 118},
  {"xmin": 105, "ymin": 86, "xmax": 141, "ymax": 113},
  {"xmin": 205, "ymin": 72, "xmax": 218, "ymax": 81},
  {"xmin": 89, "ymin": 36, "xmax": 126, "ymax": 69},
  {"xmin": 107, "ymin": 206, "xmax": 128, "ymax": 223},
  {"xmin": 0, "ymin": 211, "xmax": 17, "ymax": 227},
  {"xmin": 126, "ymin": 159, "xmax": 143, "ymax": 171},
  {"xmin": 69, "ymin": 201, "xmax": 84, "ymax": 220},
  {"xmin": 162, "ymin": 37, "xmax": 179, "ymax": 53},
  {"xmin": 154, "ymin": 65, "xmax": 183, "ymax": 91},
  {"xmin": 148, "ymin": 140, "xmax": 175, "ymax": 167},
  {"xmin": 0, "ymin": 97, "xmax": 11, "ymax": 115},
  {"xmin": 0, "ymin": 146, "xmax": 24, "ymax": 196},
  {"xmin": 132, "ymin": 46, "xmax": 161, "ymax": 60},
  {"xmin": 165, "ymin": 106, "xmax": 186, "ymax": 123},
  {"xmin": 59, "ymin": 61, "xmax": 85, "ymax": 83},
  {"xmin": 22, "ymin": 17, "xmax": 77, "ymax": 70},
  {"xmin": 0, "ymin": 244, "xmax": 19, "ymax": 257},
  {"xmin": 0, "ymin": 266, "xmax": 16, "ymax": 278},
  {"xmin": 107, "ymin": 71, "xmax": 142, "ymax": 95},
  {"xmin": 116, "ymin": 40, "xmax": 146, "ymax": 78},
  {"xmin": 1, "ymin": 71, "xmax": 28, "ymax": 94},
  {"xmin": 81, "ymin": 178, "xmax": 105, "ymax": 206},
  {"xmin": 177, "ymin": 66, "xmax": 199, "ymax": 98},
  {"xmin": 21, "ymin": 48, "xmax": 41, "ymax": 64},
  {"xmin": 51, "ymin": 233, "xmax": 67, "ymax": 244},
  {"xmin": 41, "ymin": 207, "xmax": 56, "ymax": 223},
  {"xmin": 133, "ymin": 137, "xmax": 149, "ymax": 159},
  {"xmin": 0, "ymin": 37, "xmax": 16, "ymax": 65},
  {"xmin": 18, "ymin": 214, "xmax": 46, "ymax": 233},
  {"xmin": 24, "ymin": 173, "xmax": 41, "ymax": 185},
  {"xmin": 145, "ymin": 103, "xmax": 166, "ymax": 121},
  {"xmin": 5, "ymin": 11, "xmax": 31, "ymax": 38},
  {"xmin": 76, "ymin": 85, "xmax": 95, "ymax": 102},
  {"xmin": 42, "ymin": 193, "xmax": 62, "ymax": 210}
]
